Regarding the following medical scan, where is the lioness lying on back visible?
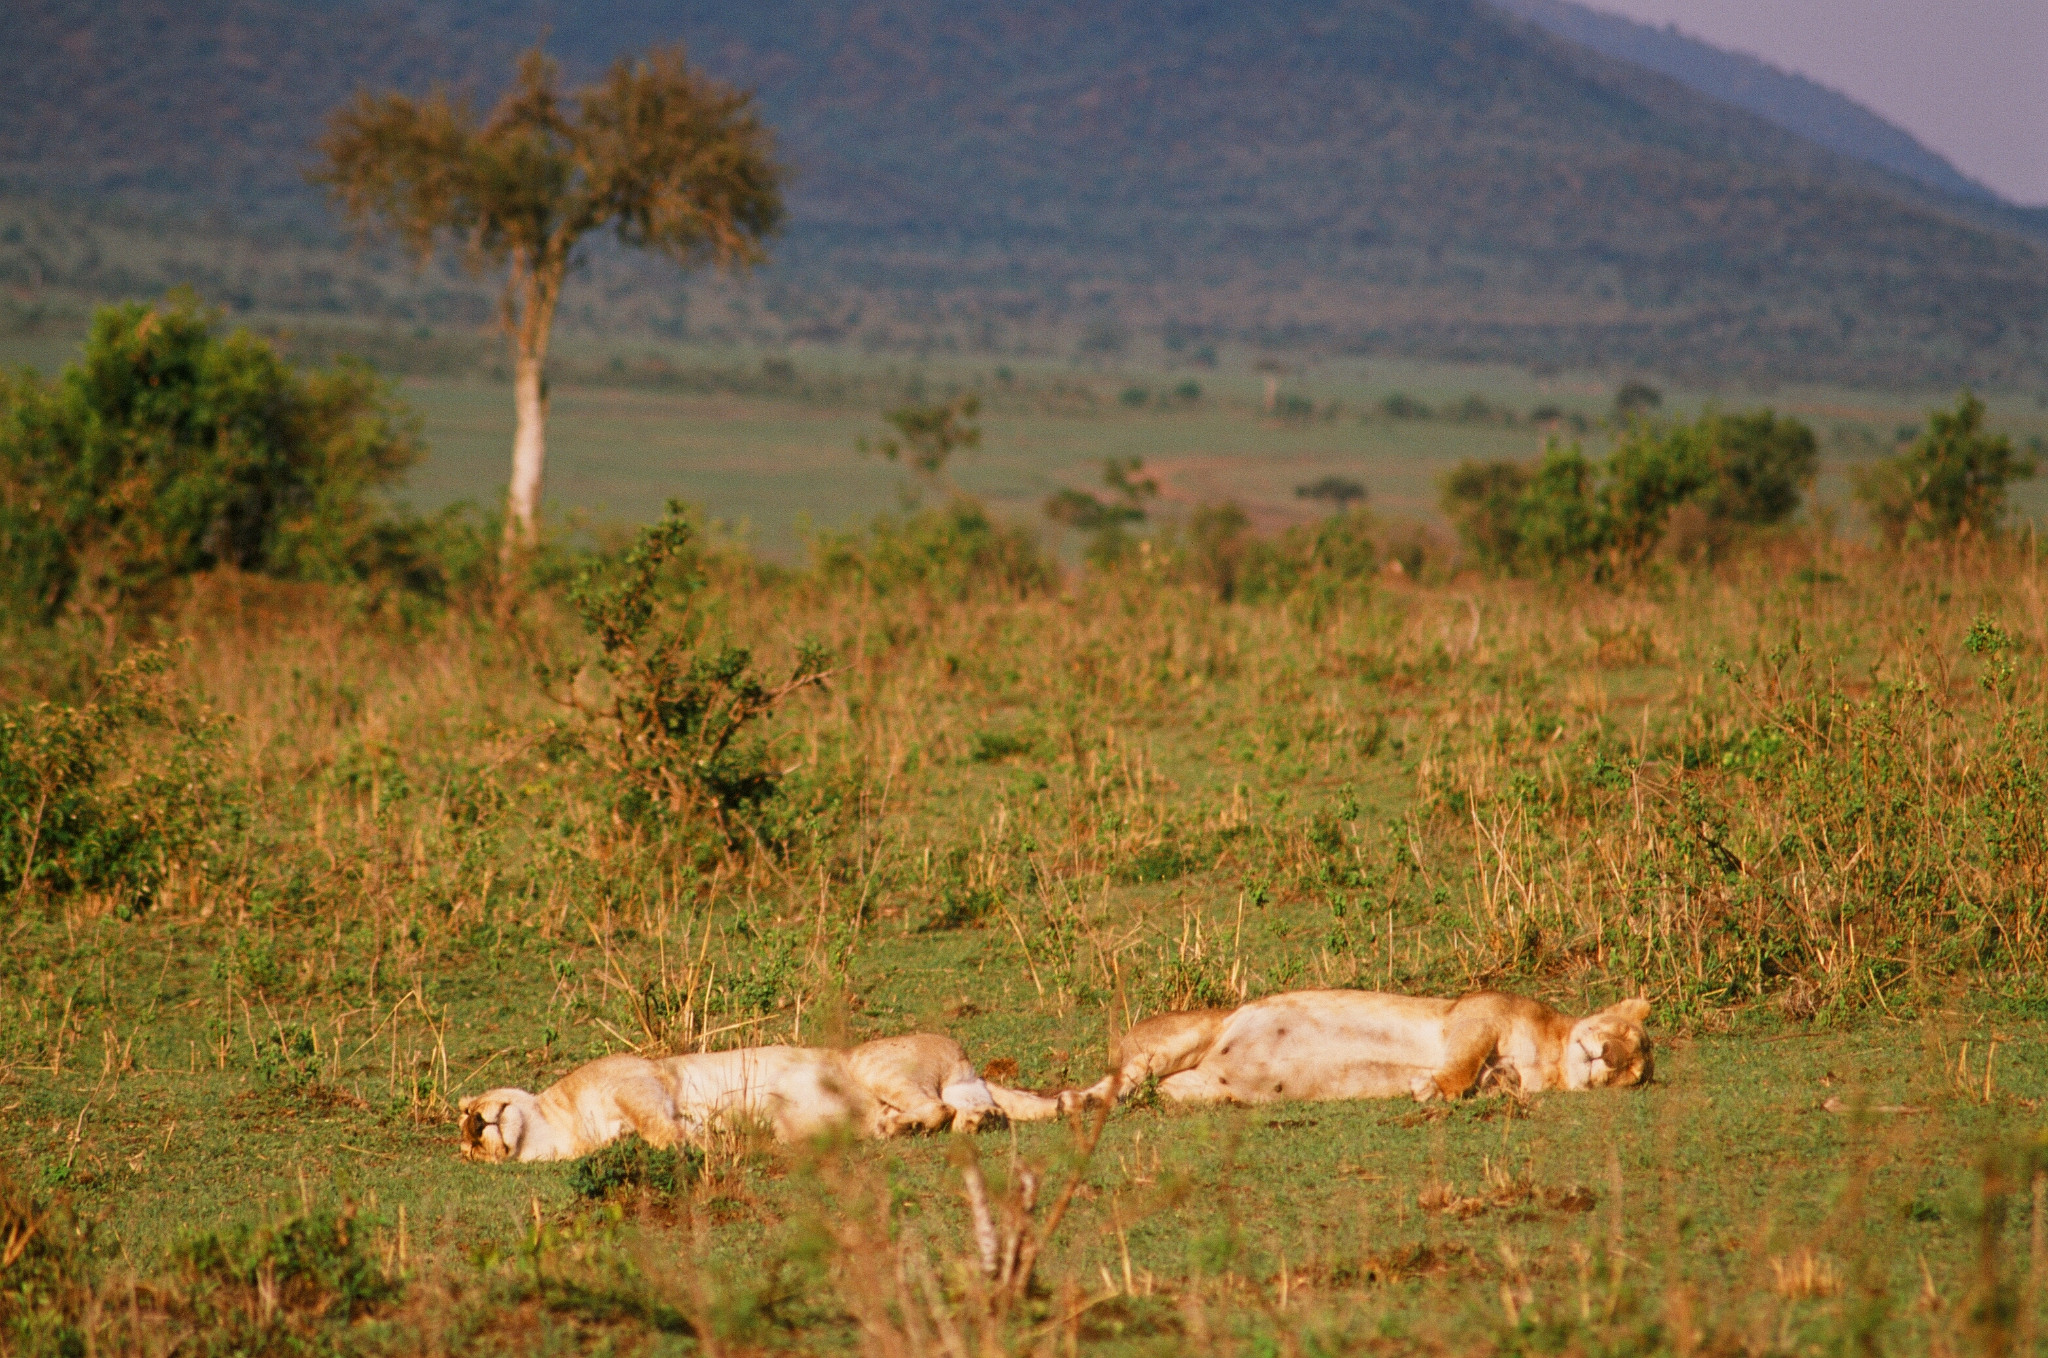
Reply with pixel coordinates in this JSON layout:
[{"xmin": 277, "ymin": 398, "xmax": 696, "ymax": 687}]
[
  {"xmin": 459, "ymin": 1034, "xmax": 1060, "ymax": 1162},
  {"xmin": 1059, "ymin": 989, "xmax": 1652, "ymax": 1112}
]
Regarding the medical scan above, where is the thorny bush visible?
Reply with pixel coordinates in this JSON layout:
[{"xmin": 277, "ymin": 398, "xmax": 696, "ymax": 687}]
[{"xmin": 541, "ymin": 500, "xmax": 831, "ymax": 834}]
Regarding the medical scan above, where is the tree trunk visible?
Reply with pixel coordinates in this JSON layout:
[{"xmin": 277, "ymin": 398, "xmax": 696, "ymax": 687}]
[
  {"xmin": 500, "ymin": 254, "xmax": 562, "ymax": 568},
  {"xmin": 505, "ymin": 343, "xmax": 547, "ymax": 552}
]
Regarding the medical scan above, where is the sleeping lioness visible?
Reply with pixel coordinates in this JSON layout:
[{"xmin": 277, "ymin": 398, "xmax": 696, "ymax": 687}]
[
  {"xmin": 1058, "ymin": 989, "xmax": 1652, "ymax": 1112},
  {"xmin": 459, "ymin": 1034, "xmax": 1060, "ymax": 1162}
]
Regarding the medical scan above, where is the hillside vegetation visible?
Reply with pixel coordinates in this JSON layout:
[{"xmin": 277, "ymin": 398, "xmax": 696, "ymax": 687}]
[
  {"xmin": 1490, "ymin": 0, "xmax": 2010, "ymax": 208},
  {"xmin": 5, "ymin": 0, "xmax": 2047, "ymax": 382}
]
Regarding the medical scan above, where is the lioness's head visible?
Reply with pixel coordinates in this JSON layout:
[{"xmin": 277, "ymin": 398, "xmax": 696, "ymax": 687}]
[
  {"xmin": 1564, "ymin": 998, "xmax": 1652, "ymax": 1090},
  {"xmin": 458, "ymin": 1089, "xmax": 537, "ymax": 1162}
]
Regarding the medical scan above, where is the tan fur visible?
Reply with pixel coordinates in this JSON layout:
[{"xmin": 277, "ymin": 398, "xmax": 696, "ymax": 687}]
[
  {"xmin": 1059, "ymin": 990, "xmax": 1651, "ymax": 1113},
  {"xmin": 460, "ymin": 1034, "xmax": 1059, "ymax": 1162},
  {"xmin": 844, "ymin": 1033, "xmax": 1062, "ymax": 1134}
]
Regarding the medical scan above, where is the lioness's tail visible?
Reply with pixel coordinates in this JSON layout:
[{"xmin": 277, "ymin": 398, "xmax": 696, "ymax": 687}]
[{"xmin": 983, "ymin": 1082, "xmax": 1062, "ymax": 1122}]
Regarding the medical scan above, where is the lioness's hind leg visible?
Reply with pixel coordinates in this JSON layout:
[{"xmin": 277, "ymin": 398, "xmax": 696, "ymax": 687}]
[{"xmin": 876, "ymin": 1097, "xmax": 955, "ymax": 1137}]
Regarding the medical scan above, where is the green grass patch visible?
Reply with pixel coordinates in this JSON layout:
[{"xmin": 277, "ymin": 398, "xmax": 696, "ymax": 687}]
[{"xmin": 1, "ymin": 522, "xmax": 2046, "ymax": 1352}]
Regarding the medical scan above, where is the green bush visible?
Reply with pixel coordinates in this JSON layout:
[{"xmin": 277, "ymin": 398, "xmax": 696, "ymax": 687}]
[
  {"xmin": 1044, "ymin": 456, "xmax": 1157, "ymax": 569},
  {"xmin": 1510, "ymin": 444, "xmax": 1610, "ymax": 569},
  {"xmin": 1184, "ymin": 502, "xmax": 1252, "ymax": 600},
  {"xmin": 1150, "ymin": 500, "xmax": 1382, "ymax": 604},
  {"xmin": 0, "ymin": 647, "xmax": 233, "ymax": 910},
  {"xmin": 1854, "ymin": 392, "xmax": 2036, "ymax": 546},
  {"xmin": 1294, "ymin": 475, "xmax": 1366, "ymax": 508},
  {"xmin": 1693, "ymin": 409, "xmax": 1819, "ymax": 526},
  {"xmin": 1443, "ymin": 409, "xmax": 1816, "ymax": 575},
  {"xmin": 1237, "ymin": 508, "xmax": 1379, "ymax": 604},
  {"xmin": 172, "ymin": 1202, "xmax": 401, "ymax": 1321},
  {"xmin": 859, "ymin": 394, "xmax": 982, "ymax": 484},
  {"xmin": 812, "ymin": 499, "xmax": 1056, "ymax": 599},
  {"xmin": 1450, "ymin": 393, "xmax": 1509, "ymax": 423},
  {"xmin": 1438, "ymin": 459, "xmax": 1533, "ymax": 570},
  {"xmin": 0, "ymin": 295, "xmax": 423, "ymax": 623},
  {"xmin": 1612, "ymin": 380, "xmax": 1662, "ymax": 420},
  {"xmin": 568, "ymin": 1136, "xmax": 705, "ymax": 1201}
]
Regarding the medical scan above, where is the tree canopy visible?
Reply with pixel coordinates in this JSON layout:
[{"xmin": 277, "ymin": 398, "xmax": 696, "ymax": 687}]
[
  {"xmin": 317, "ymin": 49, "xmax": 783, "ymax": 283},
  {"xmin": 314, "ymin": 48, "xmax": 786, "ymax": 554}
]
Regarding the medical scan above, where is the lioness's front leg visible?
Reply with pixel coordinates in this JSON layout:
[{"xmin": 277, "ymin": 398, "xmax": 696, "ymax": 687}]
[
  {"xmin": 1414, "ymin": 1026, "xmax": 1498, "ymax": 1102},
  {"xmin": 614, "ymin": 1080, "xmax": 684, "ymax": 1148}
]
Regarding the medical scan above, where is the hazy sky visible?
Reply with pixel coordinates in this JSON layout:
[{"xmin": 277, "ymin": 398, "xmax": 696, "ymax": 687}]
[{"xmin": 1583, "ymin": 0, "xmax": 2048, "ymax": 204}]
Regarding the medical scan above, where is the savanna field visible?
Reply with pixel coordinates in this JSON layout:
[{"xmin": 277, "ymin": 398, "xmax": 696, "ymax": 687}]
[{"xmin": 3, "ymin": 309, "xmax": 2048, "ymax": 1355}]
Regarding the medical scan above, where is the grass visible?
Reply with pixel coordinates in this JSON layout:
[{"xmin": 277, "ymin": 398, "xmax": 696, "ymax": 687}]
[
  {"xmin": 0, "ymin": 323, "xmax": 2039, "ymax": 1343},
  {"xmin": 2, "ymin": 352, "xmax": 2047, "ymax": 1352}
]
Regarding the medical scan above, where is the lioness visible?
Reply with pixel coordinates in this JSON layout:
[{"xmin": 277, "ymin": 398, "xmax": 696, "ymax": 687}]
[
  {"xmin": 460, "ymin": 1035, "xmax": 1058, "ymax": 1162},
  {"xmin": 1059, "ymin": 989, "xmax": 1652, "ymax": 1112}
]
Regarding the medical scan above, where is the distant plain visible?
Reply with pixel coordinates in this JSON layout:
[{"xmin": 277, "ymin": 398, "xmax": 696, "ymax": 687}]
[{"xmin": 9, "ymin": 331, "xmax": 2038, "ymax": 557}]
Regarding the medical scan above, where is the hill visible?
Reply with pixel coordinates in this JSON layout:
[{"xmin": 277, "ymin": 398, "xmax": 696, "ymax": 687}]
[
  {"xmin": 1488, "ymin": 0, "xmax": 2004, "ymax": 207},
  {"xmin": 4, "ymin": 0, "xmax": 2046, "ymax": 385}
]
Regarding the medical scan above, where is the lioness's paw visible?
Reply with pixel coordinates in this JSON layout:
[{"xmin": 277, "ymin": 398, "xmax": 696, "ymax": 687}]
[
  {"xmin": 952, "ymin": 1106, "xmax": 1009, "ymax": 1135},
  {"xmin": 1409, "ymin": 1074, "xmax": 1439, "ymax": 1103}
]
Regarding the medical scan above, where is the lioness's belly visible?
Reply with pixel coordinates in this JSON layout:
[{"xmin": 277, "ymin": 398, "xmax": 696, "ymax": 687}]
[
  {"xmin": 1198, "ymin": 990, "xmax": 1453, "ymax": 1103},
  {"xmin": 661, "ymin": 1047, "xmax": 862, "ymax": 1137},
  {"xmin": 666, "ymin": 1047, "xmax": 822, "ymax": 1111}
]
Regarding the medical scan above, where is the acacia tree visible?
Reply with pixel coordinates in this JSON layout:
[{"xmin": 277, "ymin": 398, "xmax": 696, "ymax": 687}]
[{"xmin": 314, "ymin": 48, "xmax": 785, "ymax": 561}]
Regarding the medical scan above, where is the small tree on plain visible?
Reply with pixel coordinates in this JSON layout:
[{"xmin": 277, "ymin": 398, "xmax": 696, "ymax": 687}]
[
  {"xmin": 1295, "ymin": 475, "xmax": 1367, "ymax": 510},
  {"xmin": 314, "ymin": 48, "xmax": 785, "ymax": 563},
  {"xmin": 1044, "ymin": 455, "xmax": 1158, "ymax": 567},
  {"xmin": 860, "ymin": 394, "xmax": 983, "ymax": 496}
]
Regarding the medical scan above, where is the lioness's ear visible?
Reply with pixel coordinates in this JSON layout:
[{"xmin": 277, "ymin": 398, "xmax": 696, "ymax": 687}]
[
  {"xmin": 458, "ymin": 1095, "xmax": 478, "ymax": 1114},
  {"xmin": 1609, "ymin": 997, "xmax": 1650, "ymax": 1024}
]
